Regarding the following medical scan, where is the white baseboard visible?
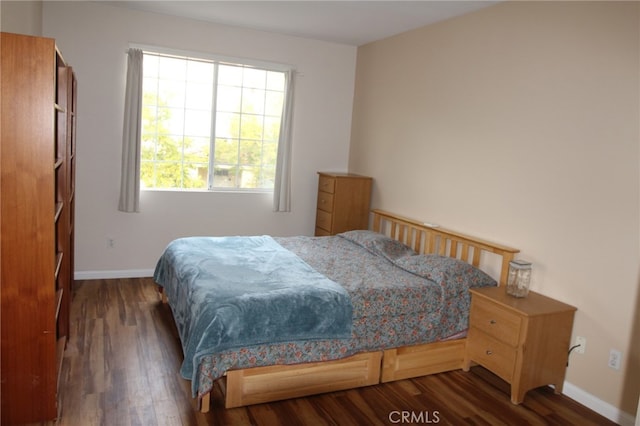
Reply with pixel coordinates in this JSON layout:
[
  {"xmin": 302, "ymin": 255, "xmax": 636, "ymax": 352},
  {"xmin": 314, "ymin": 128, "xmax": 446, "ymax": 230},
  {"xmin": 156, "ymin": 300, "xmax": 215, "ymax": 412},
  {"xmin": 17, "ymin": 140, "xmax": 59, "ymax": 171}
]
[
  {"xmin": 74, "ymin": 269, "xmax": 154, "ymax": 280},
  {"xmin": 563, "ymin": 381, "xmax": 636, "ymax": 426},
  {"xmin": 69, "ymin": 270, "xmax": 639, "ymax": 426}
]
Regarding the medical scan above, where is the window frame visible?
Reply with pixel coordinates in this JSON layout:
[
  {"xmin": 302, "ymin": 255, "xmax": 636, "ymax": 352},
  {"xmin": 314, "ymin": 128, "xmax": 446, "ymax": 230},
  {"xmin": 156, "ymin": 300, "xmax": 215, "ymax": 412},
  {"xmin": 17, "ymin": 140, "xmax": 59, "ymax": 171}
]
[{"xmin": 133, "ymin": 43, "xmax": 293, "ymax": 193}]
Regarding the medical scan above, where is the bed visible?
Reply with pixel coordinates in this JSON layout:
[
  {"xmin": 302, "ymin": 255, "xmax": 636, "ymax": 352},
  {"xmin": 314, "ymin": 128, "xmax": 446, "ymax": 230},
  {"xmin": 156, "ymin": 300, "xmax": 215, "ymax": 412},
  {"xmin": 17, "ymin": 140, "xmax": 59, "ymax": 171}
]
[{"xmin": 153, "ymin": 209, "xmax": 519, "ymax": 412}]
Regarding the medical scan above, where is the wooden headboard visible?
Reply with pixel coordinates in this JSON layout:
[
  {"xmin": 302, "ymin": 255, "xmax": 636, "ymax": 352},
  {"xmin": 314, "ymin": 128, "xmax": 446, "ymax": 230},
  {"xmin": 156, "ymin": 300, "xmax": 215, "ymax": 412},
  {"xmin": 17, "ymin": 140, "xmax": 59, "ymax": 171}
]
[{"xmin": 371, "ymin": 209, "xmax": 519, "ymax": 286}]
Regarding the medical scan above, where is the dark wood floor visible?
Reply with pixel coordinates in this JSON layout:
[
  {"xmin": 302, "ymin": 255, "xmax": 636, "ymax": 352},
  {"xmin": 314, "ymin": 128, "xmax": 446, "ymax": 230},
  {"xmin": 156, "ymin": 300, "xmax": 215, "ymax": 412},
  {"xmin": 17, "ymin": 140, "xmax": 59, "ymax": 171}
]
[{"xmin": 55, "ymin": 278, "xmax": 616, "ymax": 426}]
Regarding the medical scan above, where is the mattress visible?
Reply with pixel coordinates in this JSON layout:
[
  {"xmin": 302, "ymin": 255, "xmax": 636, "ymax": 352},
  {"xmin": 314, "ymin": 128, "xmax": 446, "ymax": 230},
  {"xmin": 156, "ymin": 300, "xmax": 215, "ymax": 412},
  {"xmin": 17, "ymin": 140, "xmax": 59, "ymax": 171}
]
[{"xmin": 154, "ymin": 230, "xmax": 497, "ymax": 397}]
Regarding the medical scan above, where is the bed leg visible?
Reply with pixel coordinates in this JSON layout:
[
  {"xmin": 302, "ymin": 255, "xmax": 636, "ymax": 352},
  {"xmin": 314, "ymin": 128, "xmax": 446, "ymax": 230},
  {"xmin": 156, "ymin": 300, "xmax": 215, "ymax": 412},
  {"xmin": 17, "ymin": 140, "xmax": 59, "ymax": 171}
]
[{"xmin": 199, "ymin": 393, "xmax": 211, "ymax": 413}]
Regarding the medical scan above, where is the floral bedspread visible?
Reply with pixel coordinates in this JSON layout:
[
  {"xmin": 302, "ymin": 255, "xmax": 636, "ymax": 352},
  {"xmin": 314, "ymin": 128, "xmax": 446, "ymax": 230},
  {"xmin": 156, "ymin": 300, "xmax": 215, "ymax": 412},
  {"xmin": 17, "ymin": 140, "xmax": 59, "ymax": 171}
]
[{"xmin": 185, "ymin": 233, "xmax": 492, "ymax": 398}]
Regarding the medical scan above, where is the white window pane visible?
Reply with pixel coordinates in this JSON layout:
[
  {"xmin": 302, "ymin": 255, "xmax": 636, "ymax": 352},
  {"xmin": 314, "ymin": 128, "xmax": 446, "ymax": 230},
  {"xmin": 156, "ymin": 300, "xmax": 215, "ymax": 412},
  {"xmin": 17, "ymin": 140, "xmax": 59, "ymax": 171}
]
[
  {"xmin": 156, "ymin": 107, "xmax": 184, "ymax": 135},
  {"xmin": 217, "ymin": 86, "xmax": 241, "ymax": 112},
  {"xmin": 243, "ymin": 67, "xmax": 266, "ymax": 89},
  {"xmin": 158, "ymin": 79, "xmax": 186, "ymax": 108},
  {"xmin": 261, "ymin": 141, "xmax": 278, "ymax": 166},
  {"xmin": 186, "ymin": 136, "xmax": 211, "ymax": 161},
  {"xmin": 239, "ymin": 166, "xmax": 259, "ymax": 188},
  {"xmin": 158, "ymin": 56, "xmax": 186, "ymax": 80},
  {"xmin": 156, "ymin": 161, "xmax": 184, "ymax": 189},
  {"xmin": 258, "ymin": 166, "xmax": 276, "ymax": 188},
  {"xmin": 215, "ymin": 112, "xmax": 240, "ymax": 139},
  {"xmin": 187, "ymin": 60, "xmax": 213, "ymax": 83},
  {"xmin": 182, "ymin": 162, "xmax": 208, "ymax": 189},
  {"xmin": 143, "ymin": 79, "xmax": 159, "ymax": 106},
  {"xmin": 265, "ymin": 91, "xmax": 284, "ymax": 116},
  {"xmin": 242, "ymin": 88, "xmax": 265, "ymax": 115},
  {"xmin": 213, "ymin": 165, "xmax": 237, "ymax": 187},
  {"xmin": 266, "ymin": 71, "xmax": 285, "ymax": 91},
  {"xmin": 184, "ymin": 109, "xmax": 211, "ymax": 137},
  {"xmin": 185, "ymin": 82, "xmax": 213, "ymax": 110},
  {"xmin": 140, "ymin": 161, "xmax": 155, "ymax": 188},
  {"xmin": 214, "ymin": 138, "xmax": 239, "ymax": 165},
  {"xmin": 263, "ymin": 116, "xmax": 281, "ymax": 142},
  {"xmin": 143, "ymin": 55, "xmax": 159, "ymax": 78},
  {"xmin": 239, "ymin": 114, "xmax": 263, "ymax": 140},
  {"xmin": 155, "ymin": 135, "xmax": 182, "ymax": 161},
  {"xmin": 142, "ymin": 104, "xmax": 157, "ymax": 126},
  {"xmin": 140, "ymin": 136, "xmax": 156, "ymax": 161},
  {"xmin": 239, "ymin": 139, "xmax": 261, "ymax": 165},
  {"xmin": 218, "ymin": 64, "xmax": 242, "ymax": 86}
]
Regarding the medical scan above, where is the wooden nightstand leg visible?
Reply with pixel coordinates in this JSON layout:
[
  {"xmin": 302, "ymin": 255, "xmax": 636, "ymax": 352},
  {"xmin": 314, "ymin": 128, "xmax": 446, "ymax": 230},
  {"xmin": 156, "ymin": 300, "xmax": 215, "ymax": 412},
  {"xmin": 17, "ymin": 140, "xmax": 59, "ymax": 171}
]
[
  {"xmin": 553, "ymin": 381, "xmax": 565, "ymax": 395},
  {"xmin": 462, "ymin": 339, "xmax": 474, "ymax": 372},
  {"xmin": 462, "ymin": 356, "xmax": 471, "ymax": 372},
  {"xmin": 511, "ymin": 388, "xmax": 526, "ymax": 405}
]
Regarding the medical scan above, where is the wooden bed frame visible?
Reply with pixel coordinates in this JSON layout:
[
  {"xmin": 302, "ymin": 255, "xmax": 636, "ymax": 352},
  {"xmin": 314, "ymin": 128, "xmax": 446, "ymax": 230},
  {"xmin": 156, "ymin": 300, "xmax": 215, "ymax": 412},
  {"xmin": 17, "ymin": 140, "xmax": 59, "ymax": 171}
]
[{"xmin": 164, "ymin": 209, "xmax": 519, "ymax": 413}]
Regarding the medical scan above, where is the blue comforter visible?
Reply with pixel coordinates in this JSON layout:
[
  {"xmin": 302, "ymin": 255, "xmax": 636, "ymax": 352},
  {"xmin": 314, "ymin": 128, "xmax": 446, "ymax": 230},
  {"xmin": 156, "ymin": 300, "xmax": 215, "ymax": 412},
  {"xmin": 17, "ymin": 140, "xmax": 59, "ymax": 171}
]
[{"xmin": 153, "ymin": 236, "xmax": 353, "ymax": 394}]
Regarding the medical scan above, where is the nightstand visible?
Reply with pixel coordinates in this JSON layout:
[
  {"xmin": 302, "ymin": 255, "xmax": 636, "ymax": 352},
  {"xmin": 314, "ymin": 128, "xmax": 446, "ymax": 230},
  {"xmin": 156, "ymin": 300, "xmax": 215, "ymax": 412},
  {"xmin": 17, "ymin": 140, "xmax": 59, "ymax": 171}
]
[{"xmin": 462, "ymin": 286, "xmax": 576, "ymax": 404}]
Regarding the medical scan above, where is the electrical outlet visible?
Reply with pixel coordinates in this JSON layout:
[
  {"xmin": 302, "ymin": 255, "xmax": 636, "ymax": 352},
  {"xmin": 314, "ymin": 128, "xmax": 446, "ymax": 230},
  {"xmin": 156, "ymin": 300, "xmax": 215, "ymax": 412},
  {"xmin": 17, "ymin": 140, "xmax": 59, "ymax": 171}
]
[
  {"xmin": 608, "ymin": 349, "xmax": 622, "ymax": 370},
  {"xmin": 574, "ymin": 336, "xmax": 586, "ymax": 354},
  {"xmin": 107, "ymin": 238, "xmax": 115, "ymax": 248}
]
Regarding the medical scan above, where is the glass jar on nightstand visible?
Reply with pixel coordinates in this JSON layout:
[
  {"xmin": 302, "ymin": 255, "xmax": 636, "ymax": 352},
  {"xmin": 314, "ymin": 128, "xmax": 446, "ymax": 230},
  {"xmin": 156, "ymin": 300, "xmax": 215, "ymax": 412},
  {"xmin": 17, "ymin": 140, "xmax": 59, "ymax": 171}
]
[{"xmin": 506, "ymin": 259, "xmax": 532, "ymax": 298}]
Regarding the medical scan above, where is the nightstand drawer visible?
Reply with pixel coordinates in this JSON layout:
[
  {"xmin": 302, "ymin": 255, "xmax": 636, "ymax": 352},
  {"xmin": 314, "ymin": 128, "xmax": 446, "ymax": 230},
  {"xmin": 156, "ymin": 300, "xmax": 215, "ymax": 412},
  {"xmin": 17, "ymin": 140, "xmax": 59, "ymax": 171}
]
[
  {"xmin": 316, "ymin": 209, "xmax": 333, "ymax": 232},
  {"xmin": 318, "ymin": 175, "xmax": 336, "ymax": 194},
  {"xmin": 316, "ymin": 191, "xmax": 334, "ymax": 213},
  {"xmin": 470, "ymin": 297, "xmax": 521, "ymax": 346},
  {"xmin": 467, "ymin": 328, "xmax": 516, "ymax": 382}
]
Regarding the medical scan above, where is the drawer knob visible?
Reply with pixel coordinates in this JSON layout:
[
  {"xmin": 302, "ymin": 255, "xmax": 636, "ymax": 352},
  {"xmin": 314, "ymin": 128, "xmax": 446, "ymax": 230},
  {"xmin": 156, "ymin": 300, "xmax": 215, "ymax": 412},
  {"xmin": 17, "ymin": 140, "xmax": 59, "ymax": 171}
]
[
  {"xmin": 489, "ymin": 319, "xmax": 496, "ymax": 325},
  {"xmin": 486, "ymin": 350, "xmax": 493, "ymax": 356}
]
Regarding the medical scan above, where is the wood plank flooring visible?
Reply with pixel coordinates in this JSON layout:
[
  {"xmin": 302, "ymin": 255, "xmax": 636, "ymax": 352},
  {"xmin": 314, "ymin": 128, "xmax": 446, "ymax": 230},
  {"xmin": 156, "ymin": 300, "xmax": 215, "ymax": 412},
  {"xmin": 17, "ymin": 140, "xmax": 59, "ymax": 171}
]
[{"xmin": 54, "ymin": 278, "xmax": 616, "ymax": 426}]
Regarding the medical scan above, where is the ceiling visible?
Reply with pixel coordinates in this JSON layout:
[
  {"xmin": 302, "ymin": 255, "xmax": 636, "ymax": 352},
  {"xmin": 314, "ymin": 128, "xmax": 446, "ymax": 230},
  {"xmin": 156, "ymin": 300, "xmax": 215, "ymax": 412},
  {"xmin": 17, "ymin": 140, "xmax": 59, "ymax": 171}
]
[{"xmin": 109, "ymin": 1, "xmax": 499, "ymax": 46}]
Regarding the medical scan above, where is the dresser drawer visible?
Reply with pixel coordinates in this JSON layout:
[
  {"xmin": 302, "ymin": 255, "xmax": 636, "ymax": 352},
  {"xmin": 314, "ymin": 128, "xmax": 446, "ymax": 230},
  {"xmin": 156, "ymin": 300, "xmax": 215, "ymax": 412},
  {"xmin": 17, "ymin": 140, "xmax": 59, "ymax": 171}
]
[
  {"xmin": 470, "ymin": 297, "xmax": 521, "ymax": 346},
  {"xmin": 467, "ymin": 328, "xmax": 517, "ymax": 383},
  {"xmin": 316, "ymin": 209, "xmax": 333, "ymax": 232},
  {"xmin": 316, "ymin": 191, "xmax": 334, "ymax": 213},
  {"xmin": 318, "ymin": 175, "xmax": 336, "ymax": 194}
]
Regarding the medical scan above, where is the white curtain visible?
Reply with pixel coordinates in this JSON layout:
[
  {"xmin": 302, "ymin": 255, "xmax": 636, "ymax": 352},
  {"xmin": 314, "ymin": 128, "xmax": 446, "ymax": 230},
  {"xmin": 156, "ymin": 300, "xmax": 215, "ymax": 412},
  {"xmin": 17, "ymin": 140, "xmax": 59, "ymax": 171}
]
[
  {"xmin": 273, "ymin": 69, "xmax": 295, "ymax": 212},
  {"xmin": 118, "ymin": 48, "xmax": 143, "ymax": 212}
]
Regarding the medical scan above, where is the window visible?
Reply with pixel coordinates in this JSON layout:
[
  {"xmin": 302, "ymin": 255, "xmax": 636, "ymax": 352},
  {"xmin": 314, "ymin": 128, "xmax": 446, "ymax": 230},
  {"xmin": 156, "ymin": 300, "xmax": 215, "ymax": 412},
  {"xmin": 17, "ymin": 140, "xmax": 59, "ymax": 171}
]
[{"xmin": 140, "ymin": 50, "xmax": 290, "ymax": 191}]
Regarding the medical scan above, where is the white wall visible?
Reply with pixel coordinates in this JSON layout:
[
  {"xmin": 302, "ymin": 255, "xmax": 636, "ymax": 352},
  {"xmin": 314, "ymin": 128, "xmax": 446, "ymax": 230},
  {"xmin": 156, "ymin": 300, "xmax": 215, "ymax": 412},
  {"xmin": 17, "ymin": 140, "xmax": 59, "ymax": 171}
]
[
  {"xmin": 350, "ymin": 1, "xmax": 639, "ymax": 421},
  {"xmin": 0, "ymin": 0, "xmax": 42, "ymax": 36},
  {"xmin": 41, "ymin": 1, "xmax": 357, "ymax": 276}
]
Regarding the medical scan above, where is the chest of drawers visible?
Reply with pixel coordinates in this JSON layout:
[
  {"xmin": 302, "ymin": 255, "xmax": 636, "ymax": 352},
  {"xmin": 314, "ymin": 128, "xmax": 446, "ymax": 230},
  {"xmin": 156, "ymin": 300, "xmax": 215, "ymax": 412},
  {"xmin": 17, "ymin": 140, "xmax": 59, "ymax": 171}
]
[
  {"xmin": 462, "ymin": 286, "xmax": 576, "ymax": 404},
  {"xmin": 315, "ymin": 172, "xmax": 372, "ymax": 236}
]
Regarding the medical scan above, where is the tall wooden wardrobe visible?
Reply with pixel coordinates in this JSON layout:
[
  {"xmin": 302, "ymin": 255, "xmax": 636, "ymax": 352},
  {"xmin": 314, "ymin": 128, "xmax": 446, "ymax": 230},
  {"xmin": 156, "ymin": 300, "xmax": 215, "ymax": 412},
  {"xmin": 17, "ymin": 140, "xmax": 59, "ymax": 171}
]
[{"xmin": 1, "ymin": 32, "xmax": 77, "ymax": 424}]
